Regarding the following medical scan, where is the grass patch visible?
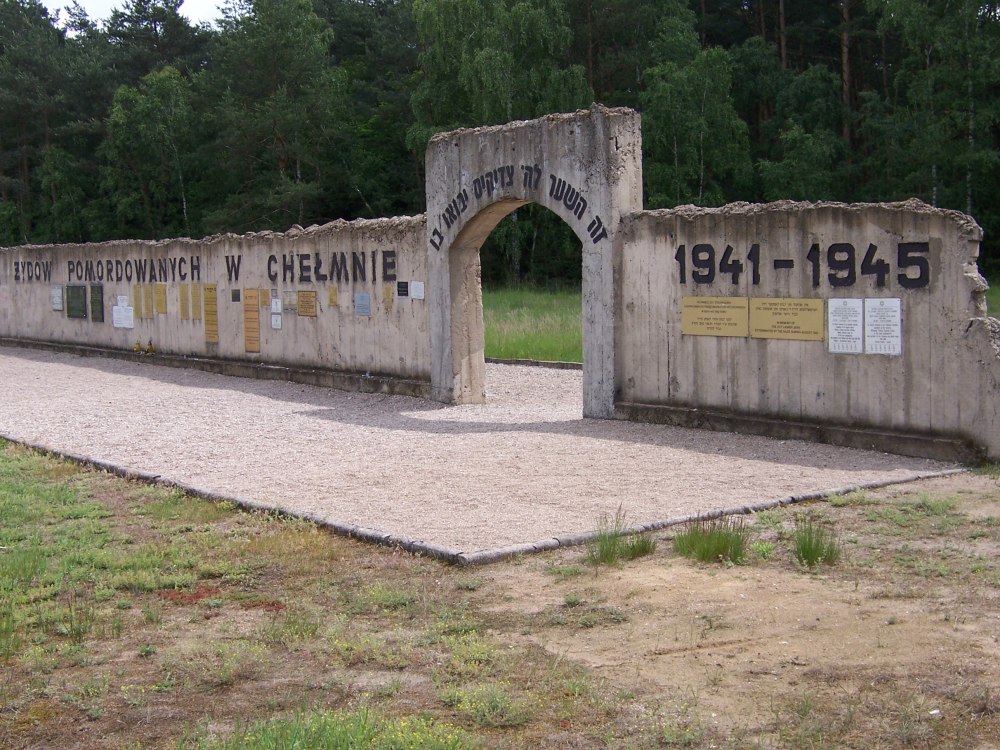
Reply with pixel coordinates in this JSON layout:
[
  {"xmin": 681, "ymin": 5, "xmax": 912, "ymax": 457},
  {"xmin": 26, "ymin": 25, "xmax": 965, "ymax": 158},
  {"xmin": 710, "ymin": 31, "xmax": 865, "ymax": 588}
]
[
  {"xmin": 584, "ymin": 507, "xmax": 657, "ymax": 566},
  {"xmin": 792, "ymin": 516, "xmax": 842, "ymax": 567},
  {"xmin": 183, "ymin": 709, "xmax": 473, "ymax": 750},
  {"xmin": 672, "ymin": 517, "xmax": 751, "ymax": 564},
  {"xmin": 986, "ymin": 276, "xmax": 1000, "ymax": 316},
  {"xmin": 483, "ymin": 285, "xmax": 582, "ymax": 362}
]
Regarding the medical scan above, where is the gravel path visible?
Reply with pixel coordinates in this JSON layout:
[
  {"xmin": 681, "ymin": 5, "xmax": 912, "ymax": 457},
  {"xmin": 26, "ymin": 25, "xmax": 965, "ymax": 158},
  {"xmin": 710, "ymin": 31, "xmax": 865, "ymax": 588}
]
[{"xmin": 0, "ymin": 345, "xmax": 959, "ymax": 560}]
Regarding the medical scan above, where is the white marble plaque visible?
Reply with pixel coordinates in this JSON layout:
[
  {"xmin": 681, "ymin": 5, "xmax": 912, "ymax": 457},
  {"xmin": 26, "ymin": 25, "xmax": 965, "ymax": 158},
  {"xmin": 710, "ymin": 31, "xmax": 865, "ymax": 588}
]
[
  {"xmin": 409, "ymin": 281, "xmax": 425, "ymax": 300},
  {"xmin": 827, "ymin": 298, "xmax": 863, "ymax": 354},
  {"xmin": 271, "ymin": 313, "xmax": 282, "ymax": 330},
  {"xmin": 864, "ymin": 298, "xmax": 902, "ymax": 356},
  {"xmin": 50, "ymin": 286, "xmax": 64, "ymax": 311},
  {"xmin": 112, "ymin": 305, "xmax": 135, "ymax": 329}
]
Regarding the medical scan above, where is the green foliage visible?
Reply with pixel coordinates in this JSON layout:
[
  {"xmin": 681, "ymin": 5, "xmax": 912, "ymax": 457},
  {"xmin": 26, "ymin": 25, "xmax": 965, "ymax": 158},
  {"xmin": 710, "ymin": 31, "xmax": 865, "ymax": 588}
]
[
  {"xmin": 2, "ymin": 0, "xmax": 1000, "ymax": 271},
  {"xmin": 672, "ymin": 517, "xmax": 751, "ymax": 565},
  {"xmin": 792, "ymin": 516, "xmax": 841, "ymax": 568},
  {"xmin": 584, "ymin": 506, "xmax": 656, "ymax": 565}
]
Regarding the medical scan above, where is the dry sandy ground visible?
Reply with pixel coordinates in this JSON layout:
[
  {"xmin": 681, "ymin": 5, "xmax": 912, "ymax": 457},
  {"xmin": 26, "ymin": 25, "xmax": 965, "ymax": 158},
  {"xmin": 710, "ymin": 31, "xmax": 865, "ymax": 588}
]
[{"xmin": 0, "ymin": 345, "xmax": 959, "ymax": 556}]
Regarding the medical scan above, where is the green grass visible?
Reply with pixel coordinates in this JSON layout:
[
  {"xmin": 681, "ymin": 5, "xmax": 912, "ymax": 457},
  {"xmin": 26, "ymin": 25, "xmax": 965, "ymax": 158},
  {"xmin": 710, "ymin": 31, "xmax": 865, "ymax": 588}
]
[
  {"xmin": 987, "ymin": 277, "xmax": 1000, "ymax": 315},
  {"xmin": 672, "ymin": 517, "xmax": 752, "ymax": 564},
  {"xmin": 483, "ymin": 286, "xmax": 582, "ymax": 362},
  {"xmin": 792, "ymin": 516, "xmax": 842, "ymax": 567},
  {"xmin": 183, "ymin": 709, "xmax": 473, "ymax": 750},
  {"xmin": 584, "ymin": 507, "xmax": 657, "ymax": 566}
]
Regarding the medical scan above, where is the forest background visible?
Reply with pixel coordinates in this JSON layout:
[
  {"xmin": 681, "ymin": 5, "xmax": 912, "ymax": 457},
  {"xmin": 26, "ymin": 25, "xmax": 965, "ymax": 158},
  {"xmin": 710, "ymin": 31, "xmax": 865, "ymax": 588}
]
[{"xmin": 2, "ymin": 0, "xmax": 998, "ymax": 287}]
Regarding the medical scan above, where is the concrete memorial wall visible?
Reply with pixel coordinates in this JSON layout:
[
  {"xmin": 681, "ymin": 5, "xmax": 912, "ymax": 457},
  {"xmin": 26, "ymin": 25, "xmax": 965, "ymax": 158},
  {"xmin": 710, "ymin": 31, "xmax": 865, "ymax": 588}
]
[
  {"xmin": 2, "ymin": 105, "xmax": 999, "ymax": 461},
  {"xmin": 615, "ymin": 201, "xmax": 1000, "ymax": 461},
  {"xmin": 0, "ymin": 217, "xmax": 431, "ymax": 393}
]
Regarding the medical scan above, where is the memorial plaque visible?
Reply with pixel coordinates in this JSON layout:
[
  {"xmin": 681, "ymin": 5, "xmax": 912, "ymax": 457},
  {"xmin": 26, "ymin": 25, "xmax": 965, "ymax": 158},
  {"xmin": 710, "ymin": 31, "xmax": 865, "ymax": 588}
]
[
  {"xmin": 132, "ymin": 284, "xmax": 142, "ymax": 318},
  {"xmin": 271, "ymin": 313, "xmax": 282, "ymax": 330},
  {"xmin": 681, "ymin": 296, "xmax": 749, "ymax": 337},
  {"xmin": 410, "ymin": 281, "xmax": 425, "ymax": 300},
  {"xmin": 827, "ymin": 298, "xmax": 863, "ymax": 354},
  {"xmin": 204, "ymin": 284, "xmax": 219, "ymax": 343},
  {"xmin": 383, "ymin": 283, "xmax": 395, "ymax": 312},
  {"xmin": 153, "ymin": 283, "xmax": 167, "ymax": 314},
  {"xmin": 112, "ymin": 304, "xmax": 134, "ymax": 329},
  {"xmin": 328, "ymin": 287, "xmax": 338, "ymax": 306},
  {"xmin": 90, "ymin": 284, "xmax": 104, "ymax": 323},
  {"xmin": 191, "ymin": 283, "xmax": 202, "ymax": 321},
  {"xmin": 179, "ymin": 283, "xmax": 190, "ymax": 320},
  {"xmin": 243, "ymin": 288, "xmax": 260, "ymax": 353},
  {"xmin": 65, "ymin": 285, "xmax": 87, "ymax": 319},
  {"xmin": 749, "ymin": 298, "xmax": 824, "ymax": 341},
  {"xmin": 270, "ymin": 295, "xmax": 282, "ymax": 314},
  {"xmin": 397, "ymin": 281, "xmax": 410, "ymax": 298},
  {"xmin": 297, "ymin": 290, "xmax": 317, "ymax": 317},
  {"xmin": 282, "ymin": 290, "xmax": 297, "ymax": 313},
  {"xmin": 260, "ymin": 288, "xmax": 270, "ymax": 308},
  {"xmin": 865, "ymin": 297, "xmax": 902, "ymax": 355},
  {"xmin": 50, "ymin": 286, "xmax": 64, "ymax": 311},
  {"xmin": 355, "ymin": 292, "xmax": 371, "ymax": 317},
  {"xmin": 141, "ymin": 284, "xmax": 153, "ymax": 319}
]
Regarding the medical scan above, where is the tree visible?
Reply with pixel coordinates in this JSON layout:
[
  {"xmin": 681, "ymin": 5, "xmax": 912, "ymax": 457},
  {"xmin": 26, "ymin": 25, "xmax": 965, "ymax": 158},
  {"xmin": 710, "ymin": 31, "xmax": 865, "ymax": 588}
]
[
  {"xmin": 641, "ymin": 4, "xmax": 751, "ymax": 207},
  {"xmin": 100, "ymin": 66, "xmax": 195, "ymax": 237}
]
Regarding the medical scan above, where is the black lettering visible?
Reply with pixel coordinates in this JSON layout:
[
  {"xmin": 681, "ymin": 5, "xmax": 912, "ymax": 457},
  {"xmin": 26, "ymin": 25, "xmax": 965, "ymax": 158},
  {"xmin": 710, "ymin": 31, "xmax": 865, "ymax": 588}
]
[
  {"xmin": 352, "ymin": 252, "xmax": 366, "ymax": 282},
  {"xmin": 371, "ymin": 251, "xmax": 377, "ymax": 283},
  {"xmin": 178, "ymin": 256, "xmax": 187, "ymax": 281},
  {"xmin": 169, "ymin": 257, "xmax": 178, "ymax": 281},
  {"xmin": 225, "ymin": 254, "xmax": 242, "ymax": 283},
  {"xmin": 267, "ymin": 255, "xmax": 278, "ymax": 283},
  {"xmin": 135, "ymin": 259, "xmax": 148, "ymax": 283},
  {"xmin": 298, "ymin": 253, "xmax": 311, "ymax": 283},
  {"xmin": 32, "ymin": 262, "xmax": 41, "ymax": 280},
  {"xmin": 897, "ymin": 242, "xmax": 930, "ymax": 289},
  {"xmin": 331, "ymin": 252, "xmax": 349, "ymax": 281},
  {"xmin": 189, "ymin": 255, "xmax": 201, "ymax": 281},
  {"xmin": 314, "ymin": 253, "xmax": 327, "ymax": 282},
  {"xmin": 84, "ymin": 260, "xmax": 95, "ymax": 282},
  {"xmin": 97, "ymin": 260, "xmax": 105, "ymax": 282},
  {"xmin": 382, "ymin": 251, "xmax": 397, "ymax": 282},
  {"xmin": 157, "ymin": 258, "xmax": 168, "ymax": 282},
  {"xmin": 125, "ymin": 259, "xmax": 133, "ymax": 282},
  {"xmin": 282, "ymin": 254, "xmax": 295, "ymax": 283},
  {"xmin": 67, "ymin": 260, "xmax": 76, "ymax": 281}
]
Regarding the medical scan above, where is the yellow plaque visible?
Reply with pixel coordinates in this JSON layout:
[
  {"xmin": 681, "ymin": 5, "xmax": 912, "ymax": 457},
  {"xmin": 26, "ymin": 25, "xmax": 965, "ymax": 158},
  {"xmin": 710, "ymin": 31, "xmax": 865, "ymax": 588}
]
[
  {"xmin": 244, "ymin": 289, "xmax": 260, "ymax": 353},
  {"xmin": 179, "ymin": 284, "xmax": 190, "ymax": 320},
  {"xmin": 260, "ymin": 288, "xmax": 270, "ymax": 308},
  {"xmin": 204, "ymin": 284, "xmax": 218, "ymax": 343},
  {"xmin": 191, "ymin": 284, "xmax": 202, "ymax": 321},
  {"xmin": 681, "ymin": 296, "xmax": 749, "ymax": 337},
  {"xmin": 142, "ymin": 284, "xmax": 154, "ymax": 319},
  {"xmin": 328, "ymin": 286, "xmax": 338, "ymax": 306},
  {"xmin": 132, "ymin": 284, "xmax": 142, "ymax": 318},
  {"xmin": 383, "ymin": 283, "xmax": 395, "ymax": 312},
  {"xmin": 297, "ymin": 290, "xmax": 317, "ymax": 317},
  {"xmin": 749, "ymin": 297, "xmax": 824, "ymax": 341},
  {"xmin": 153, "ymin": 283, "xmax": 167, "ymax": 314}
]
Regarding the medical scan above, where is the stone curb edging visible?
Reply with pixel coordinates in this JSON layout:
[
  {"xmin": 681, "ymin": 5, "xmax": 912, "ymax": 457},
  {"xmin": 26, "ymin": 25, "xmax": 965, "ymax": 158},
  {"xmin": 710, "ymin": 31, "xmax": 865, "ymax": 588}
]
[
  {"xmin": 1, "ymin": 432, "xmax": 966, "ymax": 567},
  {"xmin": 485, "ymin": 357, "xmax": 582, "ymax": 370}
]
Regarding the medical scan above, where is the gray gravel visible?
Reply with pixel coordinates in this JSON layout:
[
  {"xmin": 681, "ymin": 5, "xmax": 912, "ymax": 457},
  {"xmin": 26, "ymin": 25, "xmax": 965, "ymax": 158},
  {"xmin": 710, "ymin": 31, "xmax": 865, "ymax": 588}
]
[{"xmin": 0, "ymin": 345, "xmax": 959, "ymax": 559}]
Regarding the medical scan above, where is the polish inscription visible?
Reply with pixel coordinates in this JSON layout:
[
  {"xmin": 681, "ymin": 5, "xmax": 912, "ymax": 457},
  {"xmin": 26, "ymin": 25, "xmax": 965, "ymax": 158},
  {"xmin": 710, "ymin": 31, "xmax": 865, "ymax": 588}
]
[{"xmin": 681, "ymin": 297, "xmax": 749, "ymax": 337}]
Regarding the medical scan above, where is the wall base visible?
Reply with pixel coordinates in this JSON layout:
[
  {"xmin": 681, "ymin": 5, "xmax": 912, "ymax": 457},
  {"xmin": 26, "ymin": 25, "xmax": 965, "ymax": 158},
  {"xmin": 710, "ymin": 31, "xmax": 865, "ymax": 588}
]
[
  {"xmin": 0, "ymin": 338, "xmax": 432, "ymax": 399},
  {"xmin": 614, "ymin": 401, "xmax": 981, "ymax": 464}
]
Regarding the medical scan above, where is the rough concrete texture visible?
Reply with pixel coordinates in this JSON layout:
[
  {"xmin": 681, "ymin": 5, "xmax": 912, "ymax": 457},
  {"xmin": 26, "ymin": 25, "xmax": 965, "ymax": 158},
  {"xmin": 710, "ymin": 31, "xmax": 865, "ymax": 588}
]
[
  {"xmin": 617, "ymin": 199, "xmax": 1000, "ymax": 459},
  {"xmin": 0, "ymin": 346, "xmax": 958, "ymax": 560},
  {"xmin": 424, "ymin": 104, "xmax": 643, "ymax": 416},
  {"xmin": 0, "ymin": 216, "xmax": 429, "ymax": 381}
]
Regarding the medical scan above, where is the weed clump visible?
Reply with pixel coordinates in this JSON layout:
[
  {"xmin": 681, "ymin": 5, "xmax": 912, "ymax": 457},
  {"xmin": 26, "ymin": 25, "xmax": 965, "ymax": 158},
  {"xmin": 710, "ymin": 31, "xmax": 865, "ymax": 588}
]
[
  {"xmin": 792, "ymin": 516, "xmax": 842, "ymax": 567},
  {"xmin": 585, "ymin": 507, "xmax": 657, "ymax": 566},
  {"xmin": 672, "ymin": 517, "xmax": 751, "ymax": 564}
]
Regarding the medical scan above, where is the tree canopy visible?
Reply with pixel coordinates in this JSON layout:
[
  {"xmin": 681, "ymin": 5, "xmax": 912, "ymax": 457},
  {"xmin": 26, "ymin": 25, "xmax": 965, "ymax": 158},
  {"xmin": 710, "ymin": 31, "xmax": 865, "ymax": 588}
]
[{"xmin": 2, "ymin": 0, "xmax": 998, "ymax": 282}]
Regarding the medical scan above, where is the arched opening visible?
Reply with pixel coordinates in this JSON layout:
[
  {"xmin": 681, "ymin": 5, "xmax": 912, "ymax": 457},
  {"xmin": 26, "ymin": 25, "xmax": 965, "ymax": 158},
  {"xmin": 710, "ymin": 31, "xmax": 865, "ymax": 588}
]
[
  {"xmin": 479, "ymin": 205, "xmax": 584, "ymax": 364},
  {"xmin": 441, "ymin": 199, "xmax": 590, "ymax": 406}
]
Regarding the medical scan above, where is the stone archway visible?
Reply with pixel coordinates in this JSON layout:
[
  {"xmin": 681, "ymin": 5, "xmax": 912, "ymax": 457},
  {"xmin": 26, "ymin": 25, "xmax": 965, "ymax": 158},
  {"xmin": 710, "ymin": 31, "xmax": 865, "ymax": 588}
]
[{"xmin": 424, "ymin": 105, "xmax": 643, "ymax": 418}]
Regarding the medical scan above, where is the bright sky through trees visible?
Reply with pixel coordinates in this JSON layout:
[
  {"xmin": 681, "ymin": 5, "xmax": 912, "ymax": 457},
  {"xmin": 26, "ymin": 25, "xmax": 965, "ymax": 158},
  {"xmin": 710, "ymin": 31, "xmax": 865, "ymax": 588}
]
[{"xmin": 43, "ymin": 0, "xmax": 221, "ymax": 25}]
